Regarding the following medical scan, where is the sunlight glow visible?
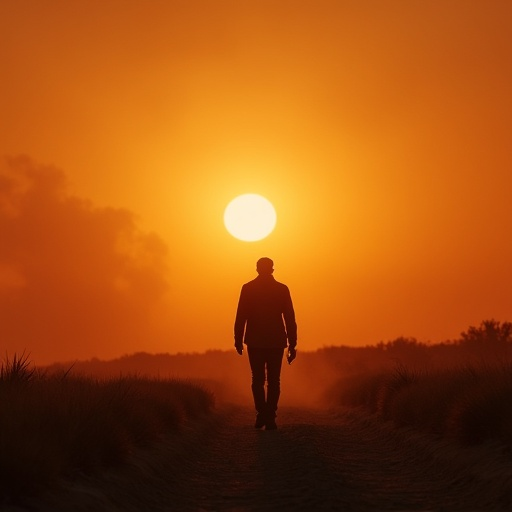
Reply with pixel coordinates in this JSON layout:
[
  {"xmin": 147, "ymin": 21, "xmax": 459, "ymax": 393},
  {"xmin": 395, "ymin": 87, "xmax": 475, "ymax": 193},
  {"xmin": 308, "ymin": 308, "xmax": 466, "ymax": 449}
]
[{"xmin": 224, "ymin": 194, "xmax": 276, "ymax": 242}]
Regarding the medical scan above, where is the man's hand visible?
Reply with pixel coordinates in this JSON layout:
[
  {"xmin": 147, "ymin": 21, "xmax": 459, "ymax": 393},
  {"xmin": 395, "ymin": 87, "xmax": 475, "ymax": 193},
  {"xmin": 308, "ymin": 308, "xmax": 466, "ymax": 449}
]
[
  {"xmin": 235, "ymin": 342, "xmax": 244, "ymax": 355},
  {"xmin": 287, "ymin": 347, "xmax": 297, "ymax": 364}
]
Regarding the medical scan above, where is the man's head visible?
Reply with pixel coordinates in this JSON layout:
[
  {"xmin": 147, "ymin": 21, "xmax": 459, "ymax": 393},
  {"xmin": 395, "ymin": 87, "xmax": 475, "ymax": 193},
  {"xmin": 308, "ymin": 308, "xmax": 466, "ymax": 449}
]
[{"xmin": 256, "ymin": 257, "xmax": 274, "ymax": 275}]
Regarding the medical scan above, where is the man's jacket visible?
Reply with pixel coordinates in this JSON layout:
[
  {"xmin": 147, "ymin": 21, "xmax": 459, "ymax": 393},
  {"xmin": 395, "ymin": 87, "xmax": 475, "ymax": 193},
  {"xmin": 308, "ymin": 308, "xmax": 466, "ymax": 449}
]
[{"xmin": 234, "ymin": 275, "xmax": 297, "ymax": 349}]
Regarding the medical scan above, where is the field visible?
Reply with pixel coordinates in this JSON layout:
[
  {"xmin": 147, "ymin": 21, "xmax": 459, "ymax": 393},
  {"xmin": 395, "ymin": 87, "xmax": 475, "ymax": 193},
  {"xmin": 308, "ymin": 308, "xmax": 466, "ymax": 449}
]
[
  {"xmin": 0, "ymin": 353, "xmax": 214, "ymax": 504},
  {"xmin": 2, "ymin": 320, "xmax": 511, "ymax": 508},
  {"xmin": 324, "ymin": 320, "xmax": 512, "ymax": 446},
  {"xmin": 327, "ymin": 361, "xmax": 512, "ymax": 446}
]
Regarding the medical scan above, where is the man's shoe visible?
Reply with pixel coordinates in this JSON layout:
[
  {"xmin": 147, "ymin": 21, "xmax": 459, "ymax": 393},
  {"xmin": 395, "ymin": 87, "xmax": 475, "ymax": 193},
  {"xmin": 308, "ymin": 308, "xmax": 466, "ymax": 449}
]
[
  {"xmin": 265, "ymin": 419, "xmax": 277, "ymax": 430},
  {"xmin": 254, "ymin": 414, "xmax": 266, "ymax": 429}
]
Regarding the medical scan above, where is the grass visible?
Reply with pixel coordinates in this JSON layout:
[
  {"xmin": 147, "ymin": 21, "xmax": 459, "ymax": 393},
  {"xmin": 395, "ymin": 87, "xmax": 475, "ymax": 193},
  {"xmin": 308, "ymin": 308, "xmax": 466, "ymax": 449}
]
[
  {"xmin": 329, "ymin": 361, "xmax": 512, "ymax": 446},
  {"xmin": 0, "ymin": 350, "xmax": 38, "ymax": 382},
  {"xmin": 0, "ymin": 353, "xmax": 214, "ymax": 503}
]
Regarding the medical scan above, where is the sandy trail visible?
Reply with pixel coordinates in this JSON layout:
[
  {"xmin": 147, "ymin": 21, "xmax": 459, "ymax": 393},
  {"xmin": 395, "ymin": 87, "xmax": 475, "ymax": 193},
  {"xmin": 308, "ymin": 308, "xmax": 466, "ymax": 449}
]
[{"xmin": 33, "ymin": 406, "xmax": 512, "ymax": 511}]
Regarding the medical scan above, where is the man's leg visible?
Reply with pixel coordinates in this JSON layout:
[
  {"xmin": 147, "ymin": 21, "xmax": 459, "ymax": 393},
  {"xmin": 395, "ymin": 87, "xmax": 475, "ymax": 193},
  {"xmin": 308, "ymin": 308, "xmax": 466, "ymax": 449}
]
[
  {"xmin": 265, "ymin": 348, "xmax": 285, "ymax": 428},
  {"xmin": 247, "ymin": 347, "xmax": 267, "ymax": 427}
]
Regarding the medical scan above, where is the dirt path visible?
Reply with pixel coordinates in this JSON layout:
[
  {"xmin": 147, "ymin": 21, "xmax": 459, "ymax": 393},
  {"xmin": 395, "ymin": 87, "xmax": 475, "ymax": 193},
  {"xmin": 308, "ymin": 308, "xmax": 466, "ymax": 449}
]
[{"xmin": 32, "ymin": 406, "xmax": 512, "ymax": 511}]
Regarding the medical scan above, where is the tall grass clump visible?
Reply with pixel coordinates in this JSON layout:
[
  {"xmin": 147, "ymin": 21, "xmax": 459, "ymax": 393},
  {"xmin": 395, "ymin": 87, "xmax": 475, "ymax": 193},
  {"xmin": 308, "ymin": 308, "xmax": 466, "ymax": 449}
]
[
  {"xmin": 330, "ymin": 361, "xmax": 512, "ymax": 446},
  {"xmin": 0, "ymin": 351, "xmax": 38, "ymax": 383},
  {"xmin": 446, "ymin": 363, "xmax": 512, "ymax": 445},
  {"xmin": 0, "ymin": 353, "xmax": 214, "ymax": 503}
]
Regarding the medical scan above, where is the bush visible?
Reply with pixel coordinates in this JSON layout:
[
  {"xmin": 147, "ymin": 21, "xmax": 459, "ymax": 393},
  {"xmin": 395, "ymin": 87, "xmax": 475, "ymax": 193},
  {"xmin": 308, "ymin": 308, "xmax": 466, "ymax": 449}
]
[
  {"xmin": 330, "ymin": 362, "xmax": 512, "ymax": 446},
  {"xmin": 446, "ymin": 364, "xmax": 512, "ymax": 445}
]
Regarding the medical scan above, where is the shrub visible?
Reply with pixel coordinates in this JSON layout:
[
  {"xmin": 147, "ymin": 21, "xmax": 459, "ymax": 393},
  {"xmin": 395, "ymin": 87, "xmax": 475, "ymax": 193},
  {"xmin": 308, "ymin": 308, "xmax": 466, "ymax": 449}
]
[
  {"xmin": 447, "ymin": 364, "xmax": 512, "ymax": 445},
  {"xmin": 330, "ymin": 361, "xmax": 512, "ymax": 446},
  {"xmin": 376, "ymin": 364, "xmax": 417, "ymax": 420}
]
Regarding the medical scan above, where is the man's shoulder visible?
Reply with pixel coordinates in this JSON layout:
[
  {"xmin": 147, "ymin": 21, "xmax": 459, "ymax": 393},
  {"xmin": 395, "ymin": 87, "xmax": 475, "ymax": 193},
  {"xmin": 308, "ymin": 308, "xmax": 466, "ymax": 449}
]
[
  {"xmin": 273, "ymin": 279, "xmax": 289, "ymax": 291},
  {"xmin": 243, "ymin": 276, "xmax": 289, "ymax": 290},
  {"xmin": 240, "ymin": 279, "xmax": 256, "ymax": 292}
]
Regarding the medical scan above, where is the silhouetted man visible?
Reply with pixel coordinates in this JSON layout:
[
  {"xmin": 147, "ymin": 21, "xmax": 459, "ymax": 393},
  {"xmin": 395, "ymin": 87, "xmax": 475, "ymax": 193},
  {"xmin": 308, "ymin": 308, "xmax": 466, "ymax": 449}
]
[{"xmin": 234, "ymin": 257, "xmax": 297, "ymax": 430}]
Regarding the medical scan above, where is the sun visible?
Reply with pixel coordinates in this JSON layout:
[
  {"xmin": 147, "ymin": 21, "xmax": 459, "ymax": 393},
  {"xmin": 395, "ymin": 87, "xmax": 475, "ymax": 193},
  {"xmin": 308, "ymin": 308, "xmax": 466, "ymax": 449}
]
[{"xmin": 224, "ymin": 194, "xmax": 276, "ymax": 242}]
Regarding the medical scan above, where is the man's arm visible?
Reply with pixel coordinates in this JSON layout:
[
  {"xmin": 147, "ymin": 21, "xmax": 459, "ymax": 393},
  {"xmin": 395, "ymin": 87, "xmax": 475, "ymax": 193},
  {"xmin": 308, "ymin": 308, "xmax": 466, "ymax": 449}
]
[
  {"xmin": 283, "ymin": 286, "xmax": 297, "ymax": 349},
  {"xmin": 234, "ymin": 285, "xmax": 248, "ymax": 354}
]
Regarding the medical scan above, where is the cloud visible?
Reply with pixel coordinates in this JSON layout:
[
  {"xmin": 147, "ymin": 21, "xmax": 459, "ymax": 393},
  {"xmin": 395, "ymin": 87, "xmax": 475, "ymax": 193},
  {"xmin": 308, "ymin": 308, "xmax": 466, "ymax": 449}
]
[{"xmin": 0, "ymin": 156, "xmax": 170, "ymax": 363}]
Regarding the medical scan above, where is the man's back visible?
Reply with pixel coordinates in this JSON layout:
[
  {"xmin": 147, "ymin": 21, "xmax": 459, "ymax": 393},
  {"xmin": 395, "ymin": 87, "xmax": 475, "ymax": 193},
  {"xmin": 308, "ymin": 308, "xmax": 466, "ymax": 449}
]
[{"xmin": 235, "ymin": 274, "xmax": 297, "ymax": 348}]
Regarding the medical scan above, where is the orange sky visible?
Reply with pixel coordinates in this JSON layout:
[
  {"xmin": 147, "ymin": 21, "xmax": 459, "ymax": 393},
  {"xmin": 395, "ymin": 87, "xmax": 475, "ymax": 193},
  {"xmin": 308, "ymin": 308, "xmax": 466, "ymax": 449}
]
[{"xmin": 1, "ymin": 1, "xmax": 511, "ymax": 364}]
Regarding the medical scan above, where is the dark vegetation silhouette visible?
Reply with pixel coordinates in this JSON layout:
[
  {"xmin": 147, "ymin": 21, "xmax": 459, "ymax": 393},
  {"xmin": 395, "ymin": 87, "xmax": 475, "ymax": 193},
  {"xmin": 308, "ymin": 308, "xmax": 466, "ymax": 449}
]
[
  {"xmin": 42, "ymin": 319, "xmax": 512, "ymax": 446},
  {"xmin": 0, "ymin": 350, "xmax": 37, "ymax": 383},
  {"xmin": 327, "ymin": 319, "xmax": 512, "ymax": 446},
  {"xmin": 2, "ymin": 319, "xmax": 511, "ymax": 504},
  {"xmin": 44, "ymin": 319, "xmax": 512, "ymax": 403},
  {"xmin": 0, "ymin": 353, "xmax": 213, "ymax": 504}
]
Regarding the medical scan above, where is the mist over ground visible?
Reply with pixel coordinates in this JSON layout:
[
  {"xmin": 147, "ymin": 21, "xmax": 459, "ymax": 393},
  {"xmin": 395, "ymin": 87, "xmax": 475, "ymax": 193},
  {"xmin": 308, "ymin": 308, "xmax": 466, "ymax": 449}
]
[
  {"xmin": 45, "ymin": 327, "xmax": 512, "ymax": 410},
  {"xmin": 46, "ymin": 350, "xmax": 332, "ymax": 409}
]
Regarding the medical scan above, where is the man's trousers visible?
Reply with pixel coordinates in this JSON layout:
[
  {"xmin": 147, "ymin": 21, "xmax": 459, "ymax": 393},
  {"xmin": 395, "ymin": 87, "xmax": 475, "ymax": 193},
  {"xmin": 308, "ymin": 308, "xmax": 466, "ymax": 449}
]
[{"xmin": 247, "ymin": 346, "xmax": 285, "ymax": 418}]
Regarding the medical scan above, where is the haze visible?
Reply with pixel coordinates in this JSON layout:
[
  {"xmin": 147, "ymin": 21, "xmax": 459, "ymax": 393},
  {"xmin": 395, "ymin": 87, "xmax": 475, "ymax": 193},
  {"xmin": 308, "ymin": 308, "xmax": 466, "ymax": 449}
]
[{"xmin": 1, "ymin": 1, "xmax": 511, "ymax": 364}]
